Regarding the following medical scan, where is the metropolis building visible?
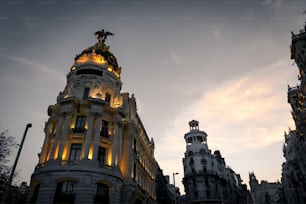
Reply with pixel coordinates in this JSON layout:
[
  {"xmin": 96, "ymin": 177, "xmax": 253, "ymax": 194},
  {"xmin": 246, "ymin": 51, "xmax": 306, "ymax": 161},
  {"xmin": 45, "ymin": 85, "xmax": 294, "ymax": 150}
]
[
  {"xmin": 282, "ymin": 22, "xmax": 306, "ymax": 203},
  {"xmin": 182, "ymin": 120, "xmax": 249, "ymax": 204},
  {"xmin": 27, "ymin": 31, "xmax": 157, "ymax": 204}
]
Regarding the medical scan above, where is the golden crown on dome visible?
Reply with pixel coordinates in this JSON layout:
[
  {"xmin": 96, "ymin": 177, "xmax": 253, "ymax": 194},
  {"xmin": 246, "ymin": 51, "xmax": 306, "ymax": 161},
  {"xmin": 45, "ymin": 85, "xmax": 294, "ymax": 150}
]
[{"xmin": 73, "ymin": 29, "xmax": 121, "ymax": 78}]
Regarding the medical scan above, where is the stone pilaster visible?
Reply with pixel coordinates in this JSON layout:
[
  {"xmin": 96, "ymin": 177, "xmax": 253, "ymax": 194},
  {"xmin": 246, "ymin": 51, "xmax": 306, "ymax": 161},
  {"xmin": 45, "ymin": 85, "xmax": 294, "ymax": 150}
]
[
  {"xmin": 57, "ymin": 113, "xmax": 71, "ymax": 160},
  {"xmin": 112, "ymin": 116, "xmax": 122, "ymax": 166},
  {"xmin": 50, "ymin": 113, "xmax": 64, "ymax": 159},
  {"xmin": 83, "ymin": 113, "xmax": 95, "ymax": 159},
  {"xmin": 92, "ymin": 113, "xmax": 102, "ymax": 160},
  {"xmin": 39, "ymin": 122, "xmax": 53, "ymax": 164}
]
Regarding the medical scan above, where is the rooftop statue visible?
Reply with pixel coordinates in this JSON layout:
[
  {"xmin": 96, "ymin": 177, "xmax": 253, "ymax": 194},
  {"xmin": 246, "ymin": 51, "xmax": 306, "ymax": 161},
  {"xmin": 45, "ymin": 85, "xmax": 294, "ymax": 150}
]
[{"xmin": 94, "ymin": 29, "xmax": 114, "ymax": 43}]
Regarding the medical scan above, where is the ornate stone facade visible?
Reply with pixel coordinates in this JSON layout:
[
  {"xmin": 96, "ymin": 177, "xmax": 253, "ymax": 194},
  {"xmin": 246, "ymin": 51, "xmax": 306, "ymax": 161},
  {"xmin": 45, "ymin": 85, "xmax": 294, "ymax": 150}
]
[
  {"xmin": 28, "ymin": 31, "xmax": 157, "ymax": 204},
  {"xmin": 281, "ymin": 23, "xmax": 306, "ymax": 204},
  {"xmin": 182, "ymin": 120, "xmax": 249, "ymax": 204}
]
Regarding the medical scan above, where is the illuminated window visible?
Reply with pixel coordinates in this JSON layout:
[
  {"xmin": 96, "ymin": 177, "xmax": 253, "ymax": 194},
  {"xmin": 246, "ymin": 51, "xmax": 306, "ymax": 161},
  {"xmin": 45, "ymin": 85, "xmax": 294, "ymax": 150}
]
[
  {"xmin": 97, "ymin": 147, "xmax": 106, "ymax": 164},
  {"xmin": 73, "ymin": 116, "xmax": 86, "ymax": 133},
  {"xmin": 69, "ymin": 144, "xmax": 82, "ymax": 161},
  {"xmin": 83, "ymin": 87, "xmax": 90, "ymax": 100},
  {"xmin": 94, "ymin": 183, "xmax": 109, "ymax": 204},
  {"xmin": 53, "ymin": 181, "xmax": 76, "ymax": 204},
  {"xmin": 100, "ymin": 120, "xmax": 109, "ymax": 138}
]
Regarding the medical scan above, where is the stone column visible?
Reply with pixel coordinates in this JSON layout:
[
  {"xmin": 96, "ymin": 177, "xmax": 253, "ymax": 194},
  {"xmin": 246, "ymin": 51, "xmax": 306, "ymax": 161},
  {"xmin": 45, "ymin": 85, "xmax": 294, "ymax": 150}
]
[
  {"xmin": 83, "ymin": 113, "xmax": 95, "ymax": 159},
  {"xmin": 92, "ymin": 113, "xmax": 102, "ymax": 160},
  {"xmin": 112, "ymin": 116, "xmax": 122, "ymax": 166},
  {"xmin": 117, "ymin": 122, "xmax": 122, "ymax": 165},
  {"xmin": 112, "ymin": 122, "xmax": 118, "ymax": 166},
  {"xmin": 50, "ymin": 113, "xmax": 64, "ymax": 159},
  {"xmin": 39, "ymin": 122, "xmax": 53, "ymax": 164},
  {"xmin": 57, "ymin": 113, "xmax": 71, "ymax": 160}
]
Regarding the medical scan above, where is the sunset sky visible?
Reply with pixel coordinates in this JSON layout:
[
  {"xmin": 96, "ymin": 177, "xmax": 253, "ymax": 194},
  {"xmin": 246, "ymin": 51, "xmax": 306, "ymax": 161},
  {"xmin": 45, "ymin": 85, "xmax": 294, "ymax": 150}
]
[{"xmin": 0, "ymin": 0, "xmax": 306, "ymax": 192}]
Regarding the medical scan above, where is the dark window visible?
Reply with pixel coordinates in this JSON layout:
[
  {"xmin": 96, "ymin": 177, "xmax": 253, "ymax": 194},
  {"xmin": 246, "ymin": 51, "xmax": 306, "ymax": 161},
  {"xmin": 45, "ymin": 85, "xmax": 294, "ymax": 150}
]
[
  {"xmin": 83, "ymin": 87, "xmax": 90, "ymax": 100},
  {"xmin": 97, "ymin": 147, "xmax": 106, "ymax": 164},
  {"xmin": 133, "ymin": 163, "xmax": 136, "ymax": 179},
  {"xmin": 206, "ymin": 190, "xmax": 210, "ymax": 197},
  {"xmin": 76, "ymin": 69, "xmax": 103, "ymax": 76},
  {"xmin": 100, "ymin": 120, "xmax": 109, "ymax": 137},
  {"xmin": 133, "ymin": 138, "xmax": 137, "ymax": 153},
  {"xmin": 193, "ymin": 179, "xmax": 197, "ymax": 187},
  {"xmin": 189, "ymin": 157, "xmax": 194, "ymax": 166},
  {"xmin": 94, "ymin": 183, "xmax": 109, "ymax": 204},
  {"xmin": 53, "ymin": 181, "xmax": 76, "ymax": 204},
  {"xmin": 73, "ymin": 116, "xmax": 86, "ymax": 133},
  {"xmin": 194, "ymin": 190, "xmax": 198, "ymax": 199},
  {"xmin": 30, "ymin": 183, "xmax": 40, "ymax": 203},
  {"xmin": 205, "ymin": 178, "xmax": 209, "ymax": 187},
  {"xmin": 69, "ymin": 144, "xmax": 82, "ymax": 161},
  {"xmin": 135, "ymin": 198, "xmax": 142, "ymax": 204},
  {"xmin": 187, "ymin": 137, "xmax": 192, "ymax": 144},
  {"xmin": 105, "ymin": 93, "xmax": 111, "ymax": 104},
  {"xmin": 201, "ymin": 158, "xmax": 207, "ymax": 164}
]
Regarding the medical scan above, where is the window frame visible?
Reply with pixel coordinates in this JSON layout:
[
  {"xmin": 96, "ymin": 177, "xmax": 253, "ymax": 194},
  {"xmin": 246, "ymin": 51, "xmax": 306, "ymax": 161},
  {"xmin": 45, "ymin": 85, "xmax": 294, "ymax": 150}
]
[{"xmin": 69, "ymin": 144, "xmax": 82, "ymax": 161}]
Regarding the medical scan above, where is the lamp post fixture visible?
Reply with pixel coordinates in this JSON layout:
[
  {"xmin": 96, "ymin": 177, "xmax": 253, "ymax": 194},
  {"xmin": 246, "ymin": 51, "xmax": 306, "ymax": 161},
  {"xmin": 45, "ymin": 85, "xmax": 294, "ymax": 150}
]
[
  {"xmin": 173, "ymin": 172, "xmax": 179, "ymax": 204},
  {"xmin": 2, "ymin": 123, "xmax": 32, "ymax": 204}
]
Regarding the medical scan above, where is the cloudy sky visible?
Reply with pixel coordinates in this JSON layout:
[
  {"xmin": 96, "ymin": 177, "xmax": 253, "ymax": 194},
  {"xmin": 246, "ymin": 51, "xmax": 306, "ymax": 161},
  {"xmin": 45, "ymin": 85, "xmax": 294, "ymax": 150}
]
[{"xmin": 0, "ymin": 0, "xmax": 305, "ymax": 192}]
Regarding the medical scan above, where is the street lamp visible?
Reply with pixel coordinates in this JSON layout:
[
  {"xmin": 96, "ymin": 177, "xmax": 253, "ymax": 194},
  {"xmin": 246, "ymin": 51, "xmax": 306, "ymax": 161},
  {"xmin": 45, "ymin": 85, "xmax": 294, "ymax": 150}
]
[
  {"xmin": 173, "ymin": 172, "xmax": 179, "ymax": 204},
  {"xmin": 2, "ymin": 123, "xmax": 32, "ymax": 204}
]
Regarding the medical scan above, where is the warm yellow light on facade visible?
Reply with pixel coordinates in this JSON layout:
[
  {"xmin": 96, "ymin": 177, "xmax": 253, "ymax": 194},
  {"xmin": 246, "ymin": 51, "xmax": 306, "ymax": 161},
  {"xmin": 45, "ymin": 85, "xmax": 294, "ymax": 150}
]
[
  {"xmin": 88, "ymin": 146, "xmax": 93, "ymax": 160},
  {"xmin": 114, "ymin": 71, "xmax": 120, "ymax": 78},
  {"xmin": 62, "ymin": 146, "xmax": 69, "ymax": 160},
  {"xmin": 107, "ymin": 152, "xmax": 112, "ymax": 166},
  {"xmin": 75, "ymin": 53, "xmax": 106, "ymax": 65},
  {"xmin": 107, "ymin": 65, "xmax": 113, "ymax": 72},
  {"xmin": 71, "ymin": 66, "xmax": 76, "ymax": 71},
  {"xmin": 54, "ymin": 145, "xmax": 60, "ymax": 160},
  {"xmin": 70, "ymin": 123, "xmax": 75, "ymax": 130}
]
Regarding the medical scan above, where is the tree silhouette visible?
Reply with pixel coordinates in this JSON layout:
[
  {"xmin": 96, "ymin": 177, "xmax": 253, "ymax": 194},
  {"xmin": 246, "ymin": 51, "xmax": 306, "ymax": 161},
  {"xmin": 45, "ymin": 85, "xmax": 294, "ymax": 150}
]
[{"xmin": 0, "ymin": 126, "xmax": 17, "ymax": 201}]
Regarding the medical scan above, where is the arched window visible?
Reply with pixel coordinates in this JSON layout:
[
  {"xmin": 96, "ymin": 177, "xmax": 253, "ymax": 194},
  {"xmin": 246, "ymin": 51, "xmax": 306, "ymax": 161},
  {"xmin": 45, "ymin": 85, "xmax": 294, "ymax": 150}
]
[
  {"xmin": 94, "ymin": 183, "xmax": 109, "ymax": 204},
  {"xmin": 53, "ymin": 180, "xmax": 76, "ymax": 204}
]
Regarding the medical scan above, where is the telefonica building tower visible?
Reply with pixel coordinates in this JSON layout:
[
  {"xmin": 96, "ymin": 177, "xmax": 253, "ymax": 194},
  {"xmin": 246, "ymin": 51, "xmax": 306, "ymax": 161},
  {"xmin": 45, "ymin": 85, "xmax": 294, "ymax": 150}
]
[{"xmin": 28, "ymin": 30, "xmax": 157, "ymax": 204}]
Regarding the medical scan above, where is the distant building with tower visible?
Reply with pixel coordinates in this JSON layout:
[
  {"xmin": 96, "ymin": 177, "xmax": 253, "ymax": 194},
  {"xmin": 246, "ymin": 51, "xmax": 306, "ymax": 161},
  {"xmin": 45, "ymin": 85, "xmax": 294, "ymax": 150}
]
[
  {"xmin": 27, "ymin": 30, "xmax": 159, "ymax": 203},
  {"xmin": 182, "ymin": 120, "xmax": 249, "ymax": 204},
  {"xmin": 249, "ymin": 172, "xmax": 281, "ymax": 204},
  {"xmin": 281, "ymin": 22, "xmax": 306, "ymax": 203}
]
